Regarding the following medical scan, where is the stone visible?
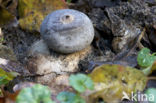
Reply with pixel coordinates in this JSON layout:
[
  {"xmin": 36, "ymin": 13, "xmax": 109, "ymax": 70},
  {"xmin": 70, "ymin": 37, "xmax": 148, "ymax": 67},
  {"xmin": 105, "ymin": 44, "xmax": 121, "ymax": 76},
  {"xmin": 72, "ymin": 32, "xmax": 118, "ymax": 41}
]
[
  {"xmin": 27, "ymin": 40, "xmax": 92, "ymax": 75},
  {"xmin": 13, "ymin": 82, "xmax": 35, "ymax": 92},
  {"xmin": 37, "ymin": 74, "xmax": 69, "ymax": 86},
  {"xmin": 53, "ymin": 74, "xmax": 69, "ymax": 86},
  {"xmin": 88, "ymin": 0, "xmax": 156, "ymax": 53},
  {"xmin": 0, "ymin": 58, "xmax": 30, "ymax": 76},
  {"xmin": 111, "ymin": 22, "xmax": 141, "ymax": 53},
  {"xmin": 35, "ymin": 73, "xmax": 57, "ymax": 85},
  {"xmin": 40, "ymin": 9, "xmax": 94, "ymax": 54}
]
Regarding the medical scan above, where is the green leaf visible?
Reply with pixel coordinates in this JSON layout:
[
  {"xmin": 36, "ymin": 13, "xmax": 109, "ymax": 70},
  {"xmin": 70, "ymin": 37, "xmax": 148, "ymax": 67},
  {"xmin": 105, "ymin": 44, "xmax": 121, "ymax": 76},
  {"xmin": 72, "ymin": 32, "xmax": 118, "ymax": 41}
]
[
  {"xmin": 141, "ymin": 66, "xmax": 152, "ymax": 76},
  {"xmin": 0, "ymin": 76, "xmax": 8, "ymax": 85},
  {"xmin": 57, "ymin": 91, "xmax": 76, "ymax": 103},
  {"xmin": 0, "ymin": 89, "xmax": 3, "ymax": 97},
  {"xmin": 57, "ymin": 91, "xmax": 85, "ymax": 103},
  {"xmin": 74, "ymin": 95, "xmax": 86, "ymax": 103},
  {"xmin": 137, "ymin": 48, "xmax": 154, "ymax": 68},
  {"xmin": 69, "ymin": 74, "xmax": 94, "ymax": 93},
  {"xmin": 145, "ymin": 88, "xmax": 156, "ymax": 103},
  {"xmin": 137, "ymin": 48, "xmax": 156, "ymax": 69},
  {"xmin": 0, "ymin": 37, "xmax": 4, "ymax": 43},
  {"xmin": 16, "ymin": 84, "xmax": 55, "ymax": 103},
  {"xmin": 137, "ymin": 48, "xmax": 156, "ymax": 75},
  {"xmin": 0, "ymin": 68, "xmax": 18, "ymax": 86}
]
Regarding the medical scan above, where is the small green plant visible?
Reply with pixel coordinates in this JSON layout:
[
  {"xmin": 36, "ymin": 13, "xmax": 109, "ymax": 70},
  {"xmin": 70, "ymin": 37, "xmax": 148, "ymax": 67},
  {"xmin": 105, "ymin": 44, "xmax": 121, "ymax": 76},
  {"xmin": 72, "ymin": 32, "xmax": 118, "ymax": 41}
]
[
  {"xmin": 0, "ymin": 37, "xmax": 4, "ymax": 43},
  {"xmin": 16, "ymin": 74, "xmax": 94, "ymax": 103},
  {"xmin": 137, "ymin": 48, "xmax": 156, "ymax": 75},
  {"xmin": 57, "ymin": 91, "xmax": 85, "ymax": 103},
  {"xmin": 69, "ymin": 73, "xmax": 94, "ymax": 93},
  {"xmin": 16, "ymin": 84, "xmax": 55, "ymax": 103},
  {"xmin": 0, "ymin": 68, "xmax": 18, "ymax": 96},
  {"xmin": 145, "ymin": 88, "xmax": 156, "ymax": 103},
  {"xmin": 66, "ymin": 0, "xmax": 72, "ymax": 3},
  {"xmin": 57, "ymin": 73, "xmax": 94, "ymax": 103},
  {"xmin": 0, "ymin": 68, "xmax": 18, "ymax": 85},
  {"xmin": 137, "ymin": 48, "xmax": 156, "ymax": 68}
]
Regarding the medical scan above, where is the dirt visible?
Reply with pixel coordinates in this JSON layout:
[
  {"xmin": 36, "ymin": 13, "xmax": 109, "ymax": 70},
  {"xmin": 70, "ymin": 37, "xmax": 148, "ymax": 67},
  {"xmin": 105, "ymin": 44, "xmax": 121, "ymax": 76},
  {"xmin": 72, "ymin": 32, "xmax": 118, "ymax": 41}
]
[
  {"xmin": 2, "ymin": 27, "xmax": 40, "ymax": 64},
  {"xmin": 1, "ymin": 0, "xmax": 156, "ymax": 102},
  {"xmin": 0, "ymin": 0, "xmax": 155, "ymax": 78}
]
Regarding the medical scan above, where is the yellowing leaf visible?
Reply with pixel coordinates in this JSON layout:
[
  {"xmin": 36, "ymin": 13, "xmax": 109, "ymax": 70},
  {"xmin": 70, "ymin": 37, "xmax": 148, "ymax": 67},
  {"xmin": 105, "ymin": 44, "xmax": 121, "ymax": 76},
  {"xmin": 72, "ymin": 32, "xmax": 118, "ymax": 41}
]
[
  {"xmin": 0, "ymin": 6, "xmax": 14, "ymax": 26},
  {"xmin": 86, "ymin": 64, "xmax": 147, "ymax": 103},
  {"xmin": 151, "ymin": 61, "xmax": 156, "ymax": 72},
  {"xmin": 18, "ymin": 0, "xmax": 67, "ymax": 32}
]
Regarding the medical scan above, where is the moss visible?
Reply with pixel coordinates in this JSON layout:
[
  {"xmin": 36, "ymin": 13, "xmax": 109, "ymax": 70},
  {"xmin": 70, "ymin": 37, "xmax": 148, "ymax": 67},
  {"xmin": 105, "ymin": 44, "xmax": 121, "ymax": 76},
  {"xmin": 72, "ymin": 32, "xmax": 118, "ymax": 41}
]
[
  {"xmin": 18, "ymin": 0, "xmax": 67, "ymax": 32},
  {"xmin": 19, "ymin": 12, "xmax": 44, "ymax": 32}
]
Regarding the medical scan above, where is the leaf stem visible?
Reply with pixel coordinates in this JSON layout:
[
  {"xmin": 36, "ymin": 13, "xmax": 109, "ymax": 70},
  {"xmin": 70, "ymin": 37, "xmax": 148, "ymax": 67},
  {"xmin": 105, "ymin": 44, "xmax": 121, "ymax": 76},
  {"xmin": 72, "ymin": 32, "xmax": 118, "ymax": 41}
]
[
  {"xmin": 141, "ymin": 66, "xmax": 152, "ymax": 76},
  {"xmin": 148, "ymin": 77, "xmax": 156, "ymax": 80}
]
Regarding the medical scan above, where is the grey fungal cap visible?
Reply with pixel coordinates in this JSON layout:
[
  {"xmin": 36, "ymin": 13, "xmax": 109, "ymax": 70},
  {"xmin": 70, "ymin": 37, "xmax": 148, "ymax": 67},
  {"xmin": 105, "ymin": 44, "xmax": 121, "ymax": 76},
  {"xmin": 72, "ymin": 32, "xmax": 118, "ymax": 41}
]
[{"xmin": 40, "ymin": 9, "xmax": 94, "ymax": 54}]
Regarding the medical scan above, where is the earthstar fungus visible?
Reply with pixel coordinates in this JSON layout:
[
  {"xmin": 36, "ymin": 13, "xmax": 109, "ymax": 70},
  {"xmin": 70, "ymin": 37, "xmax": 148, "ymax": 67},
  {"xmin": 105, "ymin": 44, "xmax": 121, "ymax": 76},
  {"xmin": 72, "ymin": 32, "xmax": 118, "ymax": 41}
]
[{"xmin": 40, "ymin": 9, "xmax": 94, "ymax": 54}]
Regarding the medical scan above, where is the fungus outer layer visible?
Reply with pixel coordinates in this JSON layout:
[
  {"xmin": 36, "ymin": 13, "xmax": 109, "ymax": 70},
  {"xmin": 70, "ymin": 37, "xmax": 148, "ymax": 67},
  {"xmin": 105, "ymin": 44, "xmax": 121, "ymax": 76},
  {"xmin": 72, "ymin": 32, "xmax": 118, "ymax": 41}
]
[{"xmin": 40, "ymin": 9, "xmax": 94, "ymax": 54}]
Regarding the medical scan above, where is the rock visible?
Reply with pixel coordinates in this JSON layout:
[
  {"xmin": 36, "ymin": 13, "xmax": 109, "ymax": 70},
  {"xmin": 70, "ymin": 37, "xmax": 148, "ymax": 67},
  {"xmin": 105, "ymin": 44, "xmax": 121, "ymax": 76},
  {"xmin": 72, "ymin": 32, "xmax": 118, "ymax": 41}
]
[
  {"xmin": 89, "ymin": 8, "xmax": 112, "ymax": 36},
  {"xmin": 40, "ymin": 9, "xmax": 94, "ymax": 54},
  {"xmin": 112, "ymin": 28, "xmax": 140, "ymax": 53},
  {"xmin": 18, "ymin": 0, "xmax": 67, "ymax": 32},
  {"xmin": 0, "ymin": 44, "xmax": 30, "ymax": 76},
  {"xmin": 111, "ymin": 20, "xmax": 141, "ymax": 53},
  {"xmin": 88, "ymin": 0, "xmax": 156, "ymax": 53},
  {"xmin": 87, "ymin": 0, "xmax": 120, "ymax": 8},
  {"xmin": 35, "ymin": 73, "xmax": 57, "ymax": 85},
  {"xmin": 13, "ymin": 82, "xmax": 35, "ymax": 92},
  {"xmin": 47, "ymin": 74, "xmax": 72, "ymax": 96},
  {"xmin": 53, "ymin": 74, "xmax": 69, "ymax": 86},
  {"xmin": 0, "ymin": 58, "xmax": 30, "ymax": 76},
  {"xmin": 2, "ymin": 27, "xmax": 38, "ymax": 62},
  {"xmin": 37, "ymin": 74, "xmax": 69, "ymax": 85},
  {"xmin": 27, "ymin": 40, "xmax": 92, "ymax": 75},
  {"xmin": 0, "ymin": 44, "xmax": 16, "ymax": 61},
  {"xmin": 148, "ymin": 26, "xmax": 156, "ymax": 47}
]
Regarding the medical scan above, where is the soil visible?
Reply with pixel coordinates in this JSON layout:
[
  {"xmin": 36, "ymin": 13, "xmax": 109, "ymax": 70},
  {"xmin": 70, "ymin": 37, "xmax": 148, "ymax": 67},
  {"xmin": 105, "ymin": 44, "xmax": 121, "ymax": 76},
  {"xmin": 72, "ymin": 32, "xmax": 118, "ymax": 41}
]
[{"xmin": 1, "ymin": 0, "xmax": 156, "ymax": 102}]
